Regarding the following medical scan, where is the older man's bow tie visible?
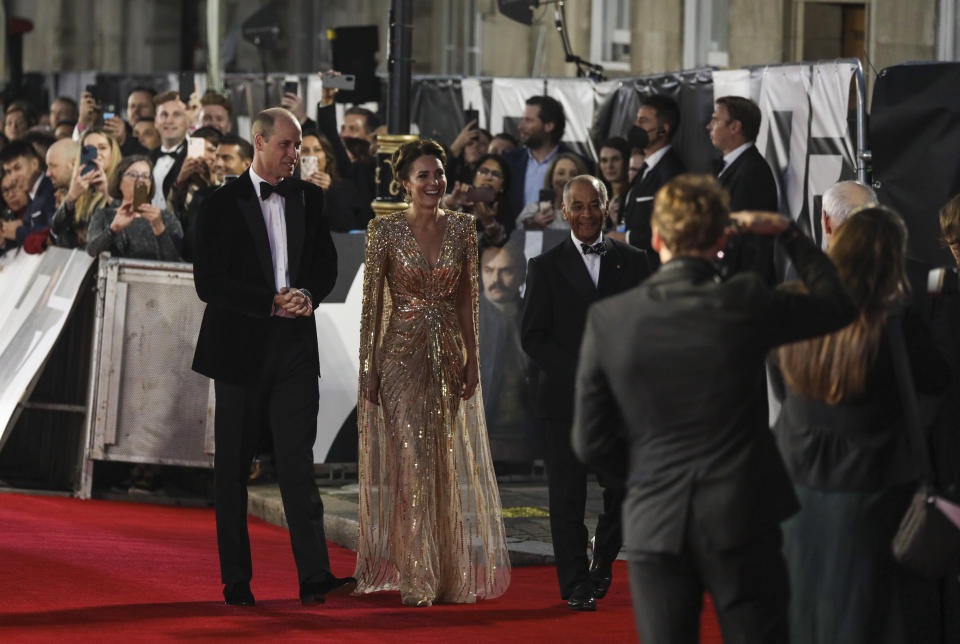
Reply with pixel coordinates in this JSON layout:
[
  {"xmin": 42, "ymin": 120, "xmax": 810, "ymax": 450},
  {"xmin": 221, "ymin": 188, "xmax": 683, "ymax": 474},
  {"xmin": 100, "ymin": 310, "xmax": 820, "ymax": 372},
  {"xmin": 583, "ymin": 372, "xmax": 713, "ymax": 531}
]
[
  {"xmin": 581, "ymin": 241, "xmax": 606, "ymax": 256},
  {"xmin": 260, "ymin": 180, "xmax": 296, "ymax": 200}
]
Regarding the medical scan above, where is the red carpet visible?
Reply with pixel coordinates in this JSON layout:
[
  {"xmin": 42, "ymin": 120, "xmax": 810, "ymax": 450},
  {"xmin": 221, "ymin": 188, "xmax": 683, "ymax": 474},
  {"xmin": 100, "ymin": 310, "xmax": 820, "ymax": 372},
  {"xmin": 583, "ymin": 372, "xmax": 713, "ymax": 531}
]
[{"xmin": 0, "ymin": 492, "xmax": 722, "ymax": 643}]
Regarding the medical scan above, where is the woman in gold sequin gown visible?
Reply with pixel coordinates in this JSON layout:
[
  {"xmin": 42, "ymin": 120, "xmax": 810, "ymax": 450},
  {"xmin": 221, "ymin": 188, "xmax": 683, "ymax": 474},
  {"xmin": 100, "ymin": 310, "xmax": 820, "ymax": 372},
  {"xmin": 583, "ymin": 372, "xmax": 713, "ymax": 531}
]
[{"xmin": 354, "ymin": 139, "xmax": 511, "ymax": 606}]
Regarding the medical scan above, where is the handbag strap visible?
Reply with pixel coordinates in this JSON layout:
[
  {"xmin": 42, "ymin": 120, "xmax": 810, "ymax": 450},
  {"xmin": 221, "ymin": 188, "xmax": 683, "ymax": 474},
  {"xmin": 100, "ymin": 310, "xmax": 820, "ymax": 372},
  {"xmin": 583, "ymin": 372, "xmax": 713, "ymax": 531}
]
[{"xmin": 886, "ymin": 310, "xmax": 933, "ymax": 478}]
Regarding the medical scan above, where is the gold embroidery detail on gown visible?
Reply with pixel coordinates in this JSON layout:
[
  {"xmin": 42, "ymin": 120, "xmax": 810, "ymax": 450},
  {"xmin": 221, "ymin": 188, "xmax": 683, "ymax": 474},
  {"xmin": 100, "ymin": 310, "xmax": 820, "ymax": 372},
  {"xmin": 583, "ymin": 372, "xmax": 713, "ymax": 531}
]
[{"xmin": 355, "ymin": 210, "xmax": 511, "ymax": 605}]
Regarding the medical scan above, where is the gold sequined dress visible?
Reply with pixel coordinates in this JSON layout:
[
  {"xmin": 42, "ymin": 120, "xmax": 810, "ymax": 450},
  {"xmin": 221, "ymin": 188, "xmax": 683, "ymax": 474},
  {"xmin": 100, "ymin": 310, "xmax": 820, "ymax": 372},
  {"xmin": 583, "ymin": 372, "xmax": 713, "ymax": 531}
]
[{"xmin": 355, "ymin": 210, "xmax": 511, "ymax": 605}]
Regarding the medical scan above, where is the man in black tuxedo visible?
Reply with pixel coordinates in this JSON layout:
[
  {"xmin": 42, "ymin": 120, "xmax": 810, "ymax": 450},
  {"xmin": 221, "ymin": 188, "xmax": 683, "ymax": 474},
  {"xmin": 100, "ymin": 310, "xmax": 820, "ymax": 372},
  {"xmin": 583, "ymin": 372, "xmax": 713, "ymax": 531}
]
[
  {"xmin": 192, "ymin": 107, "xmax": 354, "ymax": 607},
  {"xmin": 572, "ymin": 174, "xmax": 856, "ymax": 642},
  {"xmin": 619, "ymin": 94, "xmax": 686, "ymax": 254},
  {"xmin": 708, "ymin": 96, "xmax": 780, "ymax": 283},
  {"xmin": 521, "ymin": 175, "xmax": 651, "ymax": 611},
  {"xmin": 150, "ymin": 91, "xmax": 189, "ymax": 211}
]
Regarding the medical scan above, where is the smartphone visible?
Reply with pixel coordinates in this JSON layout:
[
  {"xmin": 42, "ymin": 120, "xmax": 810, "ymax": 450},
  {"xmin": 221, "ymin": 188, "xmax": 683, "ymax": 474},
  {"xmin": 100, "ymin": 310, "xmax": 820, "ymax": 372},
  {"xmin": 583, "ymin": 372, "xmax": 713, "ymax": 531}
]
[
  {"xmin": 85, "ymin": 84, "xmax": 98, "ymax": 101},
  {"xmin": 187, "ymin": 136, "xmax": 206, "ymax": 159},
  {"xmin": 539, "ymin": 188, "xmax": 556, "ymax": 203},
  {"xmin": 283, "ymin": 80, "xmax": 299, "ymax": 96},
  {"xmin": 133, "ymin": 182, "xmax": 149, "ymax": 209},
  {"xmin": 300, "ymin": 155, "xmax": 319, "ymax": 177},
  {"xmin": 80, "ymin": 145, "xmax": 98, "ymax": 175},
  {"xmin": 322, "ymin": 72, "xmax": 356, "ymax": 91},
  {"xmin": 463, "ymin": 109, "xmax": 479, "ymax": 128},
  {"xmin": 464, "ymin": 185, "xmax": 496, "ymax": 203},
  {"xmin": 178, "ymin": 71, "xmax": 194, "ymax": 103},
  {"xmin": 103, "ymin": 104, "xmax": 116, "ymax": 121}
]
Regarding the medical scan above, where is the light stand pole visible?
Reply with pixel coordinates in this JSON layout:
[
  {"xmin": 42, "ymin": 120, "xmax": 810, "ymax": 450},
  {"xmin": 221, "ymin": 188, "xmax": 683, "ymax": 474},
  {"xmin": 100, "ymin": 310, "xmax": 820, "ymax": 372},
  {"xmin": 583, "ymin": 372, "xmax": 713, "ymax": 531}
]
[{"xmin": 372, "ymin": 0, "xmax": 418, "ymax": 216}]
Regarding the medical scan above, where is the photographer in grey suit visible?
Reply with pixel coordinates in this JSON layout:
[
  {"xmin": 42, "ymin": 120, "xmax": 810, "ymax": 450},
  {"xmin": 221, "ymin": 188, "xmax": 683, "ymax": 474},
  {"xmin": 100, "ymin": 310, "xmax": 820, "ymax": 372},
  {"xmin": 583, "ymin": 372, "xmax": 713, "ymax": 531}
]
[{"xmin": 572, "ymin": 174, "xmax": 856, "ymax": 643}]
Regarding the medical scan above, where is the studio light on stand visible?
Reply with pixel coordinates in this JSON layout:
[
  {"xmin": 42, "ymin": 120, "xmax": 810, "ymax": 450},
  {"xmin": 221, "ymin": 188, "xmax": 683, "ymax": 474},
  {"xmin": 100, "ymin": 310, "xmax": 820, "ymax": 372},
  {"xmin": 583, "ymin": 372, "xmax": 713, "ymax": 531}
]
[{"xmin": 497, "ymin": 0, "xmax": 605, "ymax": 81}]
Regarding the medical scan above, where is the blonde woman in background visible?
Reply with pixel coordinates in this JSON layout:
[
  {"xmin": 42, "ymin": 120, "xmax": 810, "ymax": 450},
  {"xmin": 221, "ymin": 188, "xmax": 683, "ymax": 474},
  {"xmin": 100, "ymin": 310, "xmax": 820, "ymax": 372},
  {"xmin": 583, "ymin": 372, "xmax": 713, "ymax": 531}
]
[{"xmin": 50, "ymin": 129, "xmax": 121, "ymax": 248}]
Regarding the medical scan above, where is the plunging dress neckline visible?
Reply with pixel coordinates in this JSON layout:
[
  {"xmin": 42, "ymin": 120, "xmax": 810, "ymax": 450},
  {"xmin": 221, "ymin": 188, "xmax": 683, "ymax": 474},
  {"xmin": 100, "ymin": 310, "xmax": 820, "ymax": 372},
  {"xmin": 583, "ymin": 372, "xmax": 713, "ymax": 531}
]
[{"xmin": 404, "ymin": 212, "xmax": 449, "ymax": 270}]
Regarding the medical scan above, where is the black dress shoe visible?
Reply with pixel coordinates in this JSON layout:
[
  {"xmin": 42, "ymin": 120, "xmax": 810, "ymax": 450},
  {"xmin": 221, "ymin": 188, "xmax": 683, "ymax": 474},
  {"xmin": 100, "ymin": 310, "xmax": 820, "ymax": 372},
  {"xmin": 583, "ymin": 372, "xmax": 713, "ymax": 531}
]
[
  {"xmin": 567, "ymin": 582, "xmax": 596, "ymax": 611},
  {"xmin": 300, "ymin": 575, "xmax": 357, "ymax": 605},
  {"xmin": 589, "ymin": 559, "xmax": 613, "ymax": 599},
  {"xmin": 223, "ymin": 582, "xmax": 255, "ymax": 606}
]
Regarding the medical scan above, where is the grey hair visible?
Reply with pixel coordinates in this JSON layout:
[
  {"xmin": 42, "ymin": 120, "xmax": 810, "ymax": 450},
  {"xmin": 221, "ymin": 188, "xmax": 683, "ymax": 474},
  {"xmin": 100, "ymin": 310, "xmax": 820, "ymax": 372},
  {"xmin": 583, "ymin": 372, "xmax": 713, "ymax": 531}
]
[
  {"xmin": 562, "ymin": 174, "xmax": 609, "ymax": 210},
  {"xmin": 823, "ymin": 180, "xmax": 878, "ymax": 228}
]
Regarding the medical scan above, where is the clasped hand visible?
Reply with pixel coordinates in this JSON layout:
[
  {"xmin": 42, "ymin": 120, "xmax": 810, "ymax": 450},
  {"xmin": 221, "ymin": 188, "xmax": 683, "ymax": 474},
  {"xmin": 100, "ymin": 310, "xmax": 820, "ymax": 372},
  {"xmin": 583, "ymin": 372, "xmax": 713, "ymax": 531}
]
[
  {"xmin": 111, "ymin": 201, "xmax": 165, "ymax": 235},
  {"xmin": 273, "ymin": 287, "xmax": 313, "ymax": 318}
]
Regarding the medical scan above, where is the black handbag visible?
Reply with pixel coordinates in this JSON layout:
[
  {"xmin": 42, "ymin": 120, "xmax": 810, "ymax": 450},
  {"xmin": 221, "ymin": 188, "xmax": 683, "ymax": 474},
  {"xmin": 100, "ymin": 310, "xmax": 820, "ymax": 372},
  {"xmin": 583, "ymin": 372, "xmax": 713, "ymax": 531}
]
[{"xmin": 888, "ymin": 316, "xmax": 960, "ymax": 579}]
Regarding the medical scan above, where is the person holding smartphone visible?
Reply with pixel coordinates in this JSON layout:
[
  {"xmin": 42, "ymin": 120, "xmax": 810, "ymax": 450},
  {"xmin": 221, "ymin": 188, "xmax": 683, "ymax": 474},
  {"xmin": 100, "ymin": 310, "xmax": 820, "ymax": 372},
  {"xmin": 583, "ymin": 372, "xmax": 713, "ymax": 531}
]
[
  {"xmin": 85, "ymin": 155, "xmax": 182, "ymax": 261},
  {"xmin": 515, "ymin": 153, "xmax": 588, "ymax": 231},
  {"xmin": 447, "ymin": 117, "xmax": 492, "ymax": 187},
  {"xmin": 299, "ymin": 129, "xmax": 364, "ymax": 231},
  {"xmin": 443, "ymin": 154, "xmax": 513, "ymax": 248},
  {"xmin": 50, "ymin": 130, "xmax": 122, "ymax": 248}
]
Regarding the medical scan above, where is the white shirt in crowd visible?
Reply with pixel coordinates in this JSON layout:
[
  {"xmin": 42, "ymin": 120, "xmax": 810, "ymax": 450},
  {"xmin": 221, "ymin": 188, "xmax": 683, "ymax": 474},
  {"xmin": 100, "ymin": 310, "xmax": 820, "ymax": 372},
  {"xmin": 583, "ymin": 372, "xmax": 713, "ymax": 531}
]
[{"xmin": 572, "ymin": 229, "xmax": 603, "ymax": 288}]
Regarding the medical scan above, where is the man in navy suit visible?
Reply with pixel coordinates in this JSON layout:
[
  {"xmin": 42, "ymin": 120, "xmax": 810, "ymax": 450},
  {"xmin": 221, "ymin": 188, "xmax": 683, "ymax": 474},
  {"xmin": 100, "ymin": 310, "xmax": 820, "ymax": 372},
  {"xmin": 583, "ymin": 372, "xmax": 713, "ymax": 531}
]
[
  {"xmin": 0, "ymin": 140, "xmax": 56, "ymax": 250},
  {"xmin": 503, "ymin": 95, "xmax": 582, "ymax": 230},
  {"xmin": 521, "ymin": 174, "xmax": 651, "ymax": 611},
  {"xmin": 192, "ymin": 107, "xmax": 354, "ymax": 607},
  {"xmin": 708, "ymin": 96, "xmax": 780, "ymax": 283}
]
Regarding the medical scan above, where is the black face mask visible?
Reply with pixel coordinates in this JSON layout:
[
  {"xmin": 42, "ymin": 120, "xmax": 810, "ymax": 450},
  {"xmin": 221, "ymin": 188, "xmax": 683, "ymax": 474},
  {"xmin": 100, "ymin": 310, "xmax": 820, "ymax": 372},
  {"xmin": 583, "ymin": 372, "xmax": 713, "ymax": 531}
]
[{"xmin": 627, "ymin": 125, "xmax": 650, "ymax": 150}]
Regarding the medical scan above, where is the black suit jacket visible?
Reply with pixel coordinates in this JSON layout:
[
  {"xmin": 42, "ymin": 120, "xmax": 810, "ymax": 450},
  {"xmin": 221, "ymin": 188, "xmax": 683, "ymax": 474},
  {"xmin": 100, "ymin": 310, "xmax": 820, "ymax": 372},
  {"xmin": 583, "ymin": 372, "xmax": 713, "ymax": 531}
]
[
  {"xmin": 315, "ymin": 104, "xmax": 375, "ymax": 226},
  {"xmin": 191, "ymin": 172, "xmax": 338, "ymax": 385},
  {"xmin": 521, "ymin": 236, "xmax": 651, "ymax": 421},
  {"xmin": 717, "ymin": 145, "xmax": 780, "ymax": 284},
  {"xmin": 572, "ymin": 227, "xmax": 857, "ymax": 556},
  {"xmin": 620, "ymin": 147, "xmax": 685, "ymax": 252},
  {"xmin": 150, "ymin": 142, "xmax": 187, "ymax": 202},
  {"xmin": 718, "ymin": 144, "xmax": 778, "ymax": 212}
]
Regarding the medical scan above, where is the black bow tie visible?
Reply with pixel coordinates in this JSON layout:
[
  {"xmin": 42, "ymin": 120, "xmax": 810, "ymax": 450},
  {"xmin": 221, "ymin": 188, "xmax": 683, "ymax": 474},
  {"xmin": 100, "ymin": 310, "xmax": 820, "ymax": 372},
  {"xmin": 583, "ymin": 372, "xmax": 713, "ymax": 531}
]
[
  {"xmin": 260, "ymin": 180, "xmax": 296, "ymax": 200},
  {"xmin": 581, "ymin": 241, "xmax": 606, "ymax": 256},
  {"xmin": 157, "ymin": 143, "xmax": 184, "ymax": 159}
]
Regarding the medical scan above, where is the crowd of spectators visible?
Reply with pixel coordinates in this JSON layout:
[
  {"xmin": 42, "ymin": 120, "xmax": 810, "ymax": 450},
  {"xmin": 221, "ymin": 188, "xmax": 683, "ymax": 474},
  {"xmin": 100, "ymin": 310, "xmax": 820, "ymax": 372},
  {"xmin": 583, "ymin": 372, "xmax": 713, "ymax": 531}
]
[{"xmin": 1, "ymin": 70, "xmax": 958, "ymax": 641}]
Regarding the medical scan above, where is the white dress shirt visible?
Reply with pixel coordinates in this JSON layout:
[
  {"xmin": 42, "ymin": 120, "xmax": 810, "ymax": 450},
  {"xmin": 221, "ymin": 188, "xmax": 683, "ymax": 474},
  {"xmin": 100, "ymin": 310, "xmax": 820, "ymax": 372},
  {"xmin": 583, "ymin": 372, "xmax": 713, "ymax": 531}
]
[
  {"xmin": 249, "ymin": 166, "xmax": 290, "ymax": 293},
  {"xmin": 572, "ymin": 230, "xmax": 603, "ymax": 288},
  {"xmin": 28, "ymin": 173, "xmax": 43, "ymax": 201},
  {"xmin": 151, "ymin": 140, "xmax": 185, "ymax": 209}
]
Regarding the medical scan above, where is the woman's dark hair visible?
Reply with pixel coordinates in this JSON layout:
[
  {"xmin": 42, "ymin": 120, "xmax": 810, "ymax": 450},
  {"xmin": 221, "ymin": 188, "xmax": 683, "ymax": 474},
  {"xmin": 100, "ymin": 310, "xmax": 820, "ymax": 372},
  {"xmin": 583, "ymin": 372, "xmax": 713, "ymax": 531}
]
[
  {"xmin": 390, "ymin": 138, "xmax": 447, "ymax": 197},
  {"xmin": 108, "ymin": 154, "xmax": 155, "ymax": 202},
  {"xmin": 599, "ymin": 137, "xmax": 630, "ymax": 180},
  {"xmin": 471, "ymin": 153, "xmax": 511, "ymax": 196},
  {"xmin": 777, "ymin": 206, "xmax": 909, "ymax": 403},
  {"xmin": 301, "ymin": 129, "xmax": 339, "ymax": 180}
]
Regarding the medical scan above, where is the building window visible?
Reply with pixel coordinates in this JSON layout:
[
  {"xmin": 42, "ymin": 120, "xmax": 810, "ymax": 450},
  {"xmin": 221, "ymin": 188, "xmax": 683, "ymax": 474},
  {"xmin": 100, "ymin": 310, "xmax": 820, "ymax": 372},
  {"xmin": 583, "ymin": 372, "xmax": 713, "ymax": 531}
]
[
  {"xmin": 683, "ymin": 0, "xmax": 730, "ymax": 68},
  {"xmin": 590, "ymin": 0, "xmax": 631, "ymax": 71}
]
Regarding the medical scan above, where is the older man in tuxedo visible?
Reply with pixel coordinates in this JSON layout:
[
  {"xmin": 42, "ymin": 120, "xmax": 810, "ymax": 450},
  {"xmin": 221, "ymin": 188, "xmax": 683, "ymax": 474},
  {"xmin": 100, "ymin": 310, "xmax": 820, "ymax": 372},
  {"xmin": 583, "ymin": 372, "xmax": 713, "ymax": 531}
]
[
  {"xmin": 572, "ymin": 174, "xmax": 856, "ymax": 642},
  {"xmin": 192, "ymin": 107, "xmax": 354, "ymax": 607},
  {"xmin": 521, "ymin": 174, "xmax": 650, "ymax": 611}
]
